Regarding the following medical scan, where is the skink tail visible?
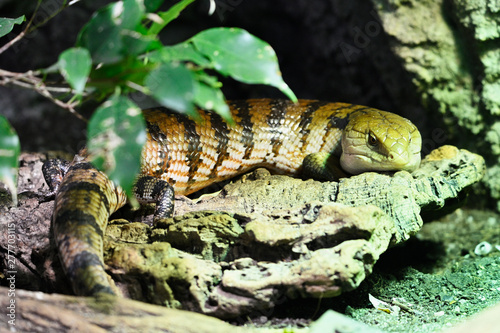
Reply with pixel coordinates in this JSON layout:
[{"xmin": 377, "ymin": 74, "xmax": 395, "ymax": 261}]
[{"xmin": 50, "ymin": 161, "xmax": 127, "ymax": 296}]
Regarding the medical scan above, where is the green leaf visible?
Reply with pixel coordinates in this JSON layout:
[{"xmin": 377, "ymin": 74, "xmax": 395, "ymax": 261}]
[
  {"xmin": 194, "ymin": 82, "xmax": 231, "ymax": 123},
  {"xmin": 58, "ymin": 47, "xmax": 92, "ymax": 94},
  {"xmin": 145, "ymin": 0, "xmax": 165, "ymax": 12},
  {"xmin": 147, "ymin": 43, "xmax": 210, "ymax": 67},
  {"xmin": 77, "ymin": 0, "xmax": 151, "ymax": 63},
  {"xmin": 77, "ymin": 8, "xmax": 124, "ymax": 63},
  {"xmin": 145, "ymin": 62, "xmax": 197, "ymax": 117},
  {"xmin": 121, "ymin": 0, "xmax": 144, "ymax": 30},
  {"xmin": 89, "ymin": 57, "xmax": 154, "ymax": 96},
  {"xmin": 88, "ymin": 57, "xmax": 155, "ymax": 96},
  {"xmin": 0, "ymin": 116, "xmax": 20, "ymax": 205},
  {"xmin": 191, "ymin": 27, "xmax": 297, "ymax": 102},
  {"xmin": 148, "ymin": 0, "xmax": 196, "ymax": 35},
  {"xmin": 195, "ymin": 71, "xmax": 222, "ymax": 88},
  {"xmin": 122, "ymin": 30, "xmax": 159, "ymax": 56},
  {"xmin": 0, "ymin": 16, "xmax": 25, "ymax": 38},
  {"xmin": 192, "ymin": 74, "xmax": 231, "ymax": 122},
  {"xmin": 87, "ymin": 95, "xmax": 146, "ymax": 197}
]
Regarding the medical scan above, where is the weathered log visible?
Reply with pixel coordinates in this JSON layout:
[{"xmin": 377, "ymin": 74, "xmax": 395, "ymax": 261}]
[
  {"xmin": 0, "ymin": 286, "xmax": 283, "ymax": 333},
  {"xmin": 0, "ymin": 146, "xmax": 485, "ymax": 321}
]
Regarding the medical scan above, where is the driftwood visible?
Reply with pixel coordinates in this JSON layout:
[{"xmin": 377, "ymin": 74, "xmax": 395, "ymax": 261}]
[
  {"xmin": 0, "ymin": 286, "xmax": 289, "ymax": 333},
  {"xmin": 103, "ymin": 145, "xmax": 485, "ymax": 318},
  {"xmin": 0, "ymin": 145, "xmax": 485, "ymax": 325}
]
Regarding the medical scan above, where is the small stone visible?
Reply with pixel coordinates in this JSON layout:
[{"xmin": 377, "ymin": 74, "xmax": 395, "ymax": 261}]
[{"xmin": 474, "ymin": 241, "xmax": 493, "ymax": 256}]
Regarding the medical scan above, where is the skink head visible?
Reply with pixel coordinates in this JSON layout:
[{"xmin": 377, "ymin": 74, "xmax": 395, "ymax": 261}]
[{"xmin": 340, "ymin": 109, "xmax": 422, "ymax": 175}]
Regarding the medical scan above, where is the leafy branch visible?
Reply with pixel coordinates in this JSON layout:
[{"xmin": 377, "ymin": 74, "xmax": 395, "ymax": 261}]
[
  {"xmin": 0, "ymin": 0, "xmax": 297, "ymax": 203},
  {"xmin": 0, "ymin": 69, "xmax": 83, "ymax": 120}
]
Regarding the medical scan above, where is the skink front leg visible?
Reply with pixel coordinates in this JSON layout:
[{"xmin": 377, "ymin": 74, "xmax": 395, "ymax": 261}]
[
  {"xmin": 134, "ymin": 176, "xmax": 175, "ymax": 224},
  {"xmin": 42, "ymin": 159, "xmax": 71, "ymax": 196},
  {"xmin": 302, "ymin": 152, "xmax": 348, "ymax": 182}
]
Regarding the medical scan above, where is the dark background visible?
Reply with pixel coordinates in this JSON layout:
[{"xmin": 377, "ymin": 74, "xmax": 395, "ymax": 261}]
[{"xmin": 0, "ymin": 0, "xmax": 426, "ymax": 153}]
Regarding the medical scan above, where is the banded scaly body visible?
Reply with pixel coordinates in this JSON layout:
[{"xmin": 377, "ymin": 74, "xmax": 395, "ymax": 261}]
[{"xmin": 44, "ymin": 99, "xmax": 422, "ymax": 296}]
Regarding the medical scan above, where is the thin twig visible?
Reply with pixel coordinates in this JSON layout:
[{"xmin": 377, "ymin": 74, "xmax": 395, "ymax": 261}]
[
  {"xmin": 25, "ymin": 0, "xmax": 70, "ymax": 35},
  {"xmin": 0, "ymin": 1, "xmax": 87, "ymax": 121},
  {"xmin": 0, "ymin": 69, "xmax": 87, "ymax": 122},
  {"xmin": 0, "ymin": 0, "xmax": 41, "ymax": 55},
  {"xmin": 0, "ymin": 0, "xmax": 78, "ymax": 55},
  {"xmin": 0, "ymin": 31, "xmax": 25, "ymax": 55}
]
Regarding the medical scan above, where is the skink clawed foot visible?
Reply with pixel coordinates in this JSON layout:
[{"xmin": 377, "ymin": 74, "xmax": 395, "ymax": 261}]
[
  {"xmin": 134, "ymin": 175, "xmax": 175, "ymax": 226},
  {"xmin": 42, "ymin": 158, "xmax": 71, "ymax": 197}
]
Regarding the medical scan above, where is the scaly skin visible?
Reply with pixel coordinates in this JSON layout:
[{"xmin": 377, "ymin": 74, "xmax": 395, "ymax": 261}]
[{"xmin": 44, "ymin": 99, "xmax": 422, "ymax": 296}]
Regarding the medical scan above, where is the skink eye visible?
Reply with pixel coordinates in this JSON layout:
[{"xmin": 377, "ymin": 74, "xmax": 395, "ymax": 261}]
[{"xmin": 368, "ymin": 132, "xmax": 378, "ymax": 146}]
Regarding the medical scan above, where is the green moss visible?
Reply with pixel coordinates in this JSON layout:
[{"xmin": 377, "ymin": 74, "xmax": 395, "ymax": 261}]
[
  {"xmin": 106, "ymin": 221, "xmax": 151, "ymax": 243},
  {"xmin": 482, "ymin": 81, "xmax": 500, "ymax": 115},
  {"xmin": 373, "ymin": 0, "xmax": 500, "ymax": 208},
  {"xmin": 480, "ymin": 48, "xmax": 500, "ymax": 81},
  {"xmin": 484, "ymin": 166, "xmax": 500, "ymax": 211},
  {"xmin": 453, "ymin": 0, "xmax": 500, "ymax": 40},
  {"xmin": 486, "ymin": 122, "xmax": 500, "ymax": 155}
]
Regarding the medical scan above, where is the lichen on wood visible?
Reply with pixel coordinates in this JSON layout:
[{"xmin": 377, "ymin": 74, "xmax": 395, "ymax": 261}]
[
  {"xmin": 0, "ymin": 146, "xmax": 485, "ymax": 321},
  {"xmin": 101, "ymin": 145, "xmax": 485, "ymax": 318}
]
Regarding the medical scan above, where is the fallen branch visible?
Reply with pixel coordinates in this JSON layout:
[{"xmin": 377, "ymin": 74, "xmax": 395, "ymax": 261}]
[{"xmin": 0, "ymin": 286, "xmax": 289, "ymax": 333}]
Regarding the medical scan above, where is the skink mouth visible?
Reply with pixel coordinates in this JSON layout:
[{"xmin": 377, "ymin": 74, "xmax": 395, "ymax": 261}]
[
  {"xmin": 340, "ymin": 151, "xmax": 421, "ymax": 175},
  {"xmin": 386, "ymin": 151, "xmax": 421, "ymax": 171},
  {"xmin": 388, "ymin": 159, "xmax": 420, "ymax": 172}
]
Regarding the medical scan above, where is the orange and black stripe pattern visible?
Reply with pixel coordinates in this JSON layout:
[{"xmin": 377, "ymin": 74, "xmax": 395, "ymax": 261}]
[
  {"xmin": 46, "ymin": 98, "xmax": 421, "ymax": 296},
  {"xmin": 141, "ymin": 99, "xmax": 369, "ymax": 195}
]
